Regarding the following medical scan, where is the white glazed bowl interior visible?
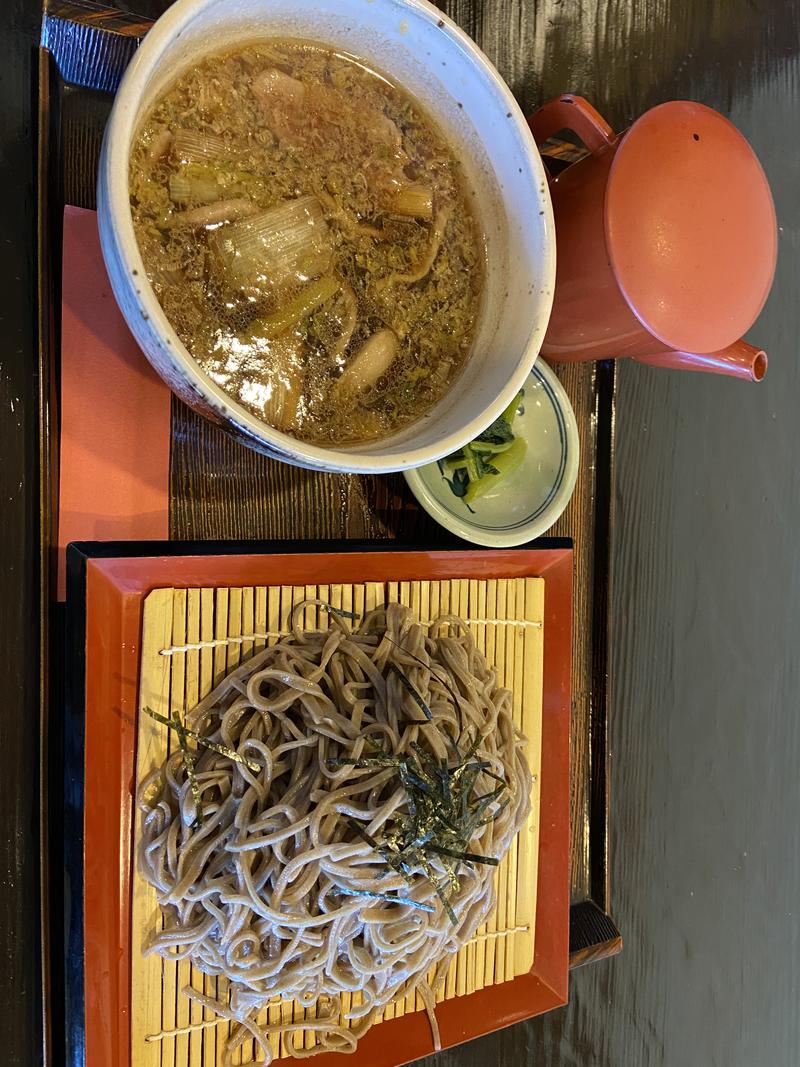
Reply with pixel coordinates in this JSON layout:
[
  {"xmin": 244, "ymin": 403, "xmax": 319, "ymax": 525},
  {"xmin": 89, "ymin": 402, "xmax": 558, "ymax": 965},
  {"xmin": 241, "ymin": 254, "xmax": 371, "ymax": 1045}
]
[
  {"xmin": 404, "ymin": 359, "xmax": 580, "ymax": 547},
  {"xmin": 98, "ymin": 0, "xmax": 555, "ymax": 473}
]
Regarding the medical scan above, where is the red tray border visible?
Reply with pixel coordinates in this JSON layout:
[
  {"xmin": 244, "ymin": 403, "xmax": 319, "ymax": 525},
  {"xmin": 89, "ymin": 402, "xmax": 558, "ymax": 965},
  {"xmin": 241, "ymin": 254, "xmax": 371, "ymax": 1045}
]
[{"xmin": 81, "ymin": 547, "xmax": 572, "ymax": 1067}]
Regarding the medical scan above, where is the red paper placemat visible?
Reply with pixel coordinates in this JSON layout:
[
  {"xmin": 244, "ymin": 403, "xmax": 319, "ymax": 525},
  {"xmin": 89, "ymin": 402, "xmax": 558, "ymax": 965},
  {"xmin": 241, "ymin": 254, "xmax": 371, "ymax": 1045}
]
[{"xmin": 57, "ymin": 206, "xmax": 171, "ymax": 598}]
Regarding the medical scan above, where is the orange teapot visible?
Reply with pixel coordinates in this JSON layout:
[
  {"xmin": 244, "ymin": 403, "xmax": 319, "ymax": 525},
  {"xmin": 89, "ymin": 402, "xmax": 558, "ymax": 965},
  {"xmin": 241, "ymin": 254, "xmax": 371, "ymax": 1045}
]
[{"xmin": 528, "ymin": 96, "xmax": 777, "ymax": 381}]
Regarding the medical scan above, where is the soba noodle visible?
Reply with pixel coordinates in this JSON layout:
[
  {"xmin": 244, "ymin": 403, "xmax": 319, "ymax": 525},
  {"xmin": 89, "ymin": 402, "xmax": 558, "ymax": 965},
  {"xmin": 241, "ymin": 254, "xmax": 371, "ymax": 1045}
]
[{"xmin": 137, "ymin": 601, "xmax": 531, "ymax": 1063}]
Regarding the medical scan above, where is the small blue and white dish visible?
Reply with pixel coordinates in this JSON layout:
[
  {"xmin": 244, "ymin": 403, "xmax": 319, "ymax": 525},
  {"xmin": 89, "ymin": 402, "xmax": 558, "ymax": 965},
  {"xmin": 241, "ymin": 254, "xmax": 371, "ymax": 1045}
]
[{"xmin": 404, "ymin": 359, "xmax": 579, "ymax": 547}]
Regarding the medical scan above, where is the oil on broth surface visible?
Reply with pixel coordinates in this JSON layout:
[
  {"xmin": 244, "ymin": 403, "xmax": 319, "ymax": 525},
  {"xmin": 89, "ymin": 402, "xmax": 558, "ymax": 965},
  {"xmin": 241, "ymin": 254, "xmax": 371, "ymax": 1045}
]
[{"xmin": 129, "ymin": 39, "xmax": 484, "ymax": 445}]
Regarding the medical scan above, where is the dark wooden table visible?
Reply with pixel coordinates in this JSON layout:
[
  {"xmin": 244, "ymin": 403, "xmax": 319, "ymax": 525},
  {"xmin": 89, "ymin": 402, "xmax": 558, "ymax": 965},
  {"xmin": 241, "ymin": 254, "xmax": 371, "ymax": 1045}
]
[
  {"xmin": 35, "ymin": 0, "xmax": 619, "ymax": 1060},
  {"xmin": 3, "ymin": 0, "xmax": 800, "ymax": 1065}
]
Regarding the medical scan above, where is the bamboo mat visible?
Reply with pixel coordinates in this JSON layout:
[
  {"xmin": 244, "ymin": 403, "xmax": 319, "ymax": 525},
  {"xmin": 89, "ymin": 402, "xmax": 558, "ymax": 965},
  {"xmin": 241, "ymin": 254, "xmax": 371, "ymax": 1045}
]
[{"xmin": 133, "ymin": 578, "xmax": 544, "ymax": 1065}]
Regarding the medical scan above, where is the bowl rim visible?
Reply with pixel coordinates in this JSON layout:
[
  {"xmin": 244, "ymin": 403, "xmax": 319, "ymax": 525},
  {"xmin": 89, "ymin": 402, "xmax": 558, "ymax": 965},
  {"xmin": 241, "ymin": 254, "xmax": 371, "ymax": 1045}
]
[
  {"xmin": 99, "ymin": 0, "xmax": 556, "ymax": 473},
  {"xmin": 402, "ymin": 358, "xmax": 580, "ymax": 547}
]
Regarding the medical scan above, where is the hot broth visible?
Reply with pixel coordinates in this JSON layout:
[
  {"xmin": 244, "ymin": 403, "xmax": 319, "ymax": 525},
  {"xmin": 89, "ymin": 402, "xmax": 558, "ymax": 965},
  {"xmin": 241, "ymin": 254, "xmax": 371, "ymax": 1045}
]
[{"xmin": 130, "ymin": 39, "xmax": 484, "ymax": 445}]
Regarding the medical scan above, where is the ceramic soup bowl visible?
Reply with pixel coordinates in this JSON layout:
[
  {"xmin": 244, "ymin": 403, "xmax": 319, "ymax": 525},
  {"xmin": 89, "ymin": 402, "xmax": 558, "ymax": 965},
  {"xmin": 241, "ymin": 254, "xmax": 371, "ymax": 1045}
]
[{"xmin": 98, "ymin": 0, "xmax": 555, "ymax": 472}]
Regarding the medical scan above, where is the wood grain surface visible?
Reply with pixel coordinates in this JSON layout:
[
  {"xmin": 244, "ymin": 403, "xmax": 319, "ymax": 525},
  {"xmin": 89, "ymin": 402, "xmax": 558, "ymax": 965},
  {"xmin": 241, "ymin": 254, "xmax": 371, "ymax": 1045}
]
[{"xmin": 8, "ymin": 0, "xmax": 795, "ymax": 1065}]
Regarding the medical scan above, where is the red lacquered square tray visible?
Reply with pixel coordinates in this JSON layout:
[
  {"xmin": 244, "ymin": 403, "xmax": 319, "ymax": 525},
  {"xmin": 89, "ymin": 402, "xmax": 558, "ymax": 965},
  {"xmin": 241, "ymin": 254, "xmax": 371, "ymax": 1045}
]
[{"xmin": 67, "ymin": 541, "xmax": 571, "ymax": 1067}]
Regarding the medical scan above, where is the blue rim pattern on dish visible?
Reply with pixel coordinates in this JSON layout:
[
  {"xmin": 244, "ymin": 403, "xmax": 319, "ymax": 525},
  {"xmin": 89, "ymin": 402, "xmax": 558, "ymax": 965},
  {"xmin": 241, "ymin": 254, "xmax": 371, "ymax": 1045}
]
[{"xmin": 435, "ymin": 364, "xmax": 568, "ymax": 531}]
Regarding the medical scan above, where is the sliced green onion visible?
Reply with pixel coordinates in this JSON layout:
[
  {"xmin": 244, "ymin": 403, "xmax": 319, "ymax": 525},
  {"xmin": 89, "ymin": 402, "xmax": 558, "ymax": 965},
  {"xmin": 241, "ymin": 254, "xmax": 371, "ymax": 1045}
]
[
  {"xmin": 209, "ymin": 196, "xmax": 331, "ymax": 295},
  {"xmin": 386, "ymin": 184, "xmax": 433, "ymax": 220},
  {"xmin": 377, "ymin": 204, "xmax": 451, "ymax": 288},
  {"xmin": 244, "ymin": 275, "xmax": 339, "ymax": 341},
  {"xmin": 173, "ymin": 128, "xmax": 228, "ymax": 163},
  {"xmin": 169, "ymin": 171, "xmax": 222, "ymax": 205}
]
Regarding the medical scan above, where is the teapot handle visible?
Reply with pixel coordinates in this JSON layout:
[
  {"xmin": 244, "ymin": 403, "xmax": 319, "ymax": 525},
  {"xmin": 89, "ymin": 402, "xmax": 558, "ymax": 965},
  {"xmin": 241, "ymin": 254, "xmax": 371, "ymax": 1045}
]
[{"xmin": 527, "ymin": 94, "xmax": 615, "ymax": 155}]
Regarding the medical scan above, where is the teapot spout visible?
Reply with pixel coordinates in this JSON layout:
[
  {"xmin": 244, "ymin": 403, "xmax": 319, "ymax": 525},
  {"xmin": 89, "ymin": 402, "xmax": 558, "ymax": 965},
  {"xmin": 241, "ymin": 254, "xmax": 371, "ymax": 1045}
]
[{"xmin": 633, "ymin": 340, "xmax": 767, "ymax": 381}]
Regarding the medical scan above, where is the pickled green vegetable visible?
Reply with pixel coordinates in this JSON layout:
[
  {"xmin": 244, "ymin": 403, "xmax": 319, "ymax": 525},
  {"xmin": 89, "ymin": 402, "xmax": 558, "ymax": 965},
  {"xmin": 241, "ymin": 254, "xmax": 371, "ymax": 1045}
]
[{"xmin": 442, "ymin": 389, "xmax": 526, "ymax": 507}]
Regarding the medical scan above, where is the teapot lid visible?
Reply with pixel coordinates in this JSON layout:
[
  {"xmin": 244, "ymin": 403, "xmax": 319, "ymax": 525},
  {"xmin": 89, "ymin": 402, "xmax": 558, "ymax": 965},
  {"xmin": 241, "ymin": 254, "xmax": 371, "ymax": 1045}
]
[{"xmin": 605, "ymin": 101, "xmax": 777, "ymax": 355}]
